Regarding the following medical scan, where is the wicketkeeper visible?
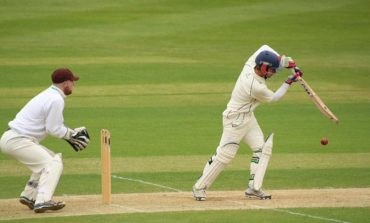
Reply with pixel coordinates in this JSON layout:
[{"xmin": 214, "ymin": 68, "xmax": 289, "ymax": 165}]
[
  {"xmin": 0, "ymin": 68, "xmax": 90, "ymax": 213},
  {"xmin": 192, "ymin": 45, "xmax": 303, "ymax": 201}
]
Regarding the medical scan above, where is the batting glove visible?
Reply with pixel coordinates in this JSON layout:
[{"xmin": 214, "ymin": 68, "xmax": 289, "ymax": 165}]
[
  {"xmin": 280, "ymin": 55, "xmax": 296, "ymax": 69},
  {"xmin": 285, "ymin": 67, "xmax": 303, "ymax": 85}
]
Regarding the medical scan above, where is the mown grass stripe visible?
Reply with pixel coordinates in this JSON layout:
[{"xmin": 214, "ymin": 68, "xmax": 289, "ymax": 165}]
[
  {"xmin": 1, "ymin": 153, "xmax": 368, "ymax": 176},
  {"xmin": 0, "ymin": 83, "xmax": 368, "ymax": 105},
  {"xmin": 0, "ymin": 56, "xmax": 199, "ymax": 66},
  {"xmin": 253, "ymin": 205, "xmax": 351, "ymax": 223}
]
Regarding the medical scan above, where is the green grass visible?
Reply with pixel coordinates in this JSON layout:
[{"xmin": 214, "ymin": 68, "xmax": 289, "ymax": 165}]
[
  {"xmin": 1, "ymin": 208, "xmax": 369, "ymax": 223},
  {"xmin": 0, "ymin": 0, "xmax": 369, "ymax": 222},
  {"xmin": 1, "ymin": 167, "xmax": 369, "ymax": 199}
]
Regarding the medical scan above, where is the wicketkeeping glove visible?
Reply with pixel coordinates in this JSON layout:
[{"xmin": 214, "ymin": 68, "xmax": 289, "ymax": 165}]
[
  {"xmin": 285, "ymin": 67, "xmax": 303, "ymax": 85},
  {"xmin": 65, "ymin": 127, "xmax": 90, "ymax": 152}
]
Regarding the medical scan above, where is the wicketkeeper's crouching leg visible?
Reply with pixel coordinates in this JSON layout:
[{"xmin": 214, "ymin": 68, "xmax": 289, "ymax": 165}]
[
  {"xmin": 33, "ymin": 154, "xmax": 65, "ymax": 213},
  {"xmin": 193, "ymin": 143, "xmax": 239, "ymax": 201},
  {"xmin": 19, "ymin": 173, "xmax": 40, "ymax": 210}
]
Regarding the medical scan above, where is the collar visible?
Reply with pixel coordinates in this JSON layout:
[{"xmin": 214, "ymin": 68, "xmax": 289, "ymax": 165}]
[{"xmin": 50, "ymin": 85, "xmax": 66, "ymax": 98}]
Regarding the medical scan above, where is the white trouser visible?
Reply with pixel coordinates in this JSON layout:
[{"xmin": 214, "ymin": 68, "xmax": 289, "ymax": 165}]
[
  {"xmin": 222, "ymin": 111, "xmax": 266, "ymax": 188},
  {"xmin": 221, "ymin": 111, "xmax": 264, "ymax": 150},
  {"xmin": 194, "ymin": 112, "xmax": 265, "ymax": 190},
  {"xmin": 0, "ymin": 129, "xmax": 63, "ymax": 202},
  {"xmin": 1, "ymin": 130, "xmax": 55, "ymax": 172},
  {"xmin": 20, "ymin": 173, "xmax": 41, "ymax": 201}
]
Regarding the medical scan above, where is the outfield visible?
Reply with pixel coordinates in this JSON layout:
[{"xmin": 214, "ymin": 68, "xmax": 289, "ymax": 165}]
[{"xmin": 0, "ymin": 0, "xmax": 369, "ymax": 222}]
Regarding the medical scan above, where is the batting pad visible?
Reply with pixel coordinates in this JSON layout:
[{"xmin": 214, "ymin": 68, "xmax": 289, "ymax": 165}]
[
  {"xmin": 195, "ymin": 143, "xmax": 239, "ymax": 190},
  {"xmin": 253, "ymin": 133, "xmax": 273, "ymax": 191},
  {"xmin": 248, "ymin": 149, "xmax": 262, "ymax": 188}
]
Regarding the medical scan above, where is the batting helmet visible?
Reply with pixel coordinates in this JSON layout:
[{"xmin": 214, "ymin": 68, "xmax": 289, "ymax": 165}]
[{"xmin": 255, "ymin": 50, "xmax": 280, "ymax": 77}]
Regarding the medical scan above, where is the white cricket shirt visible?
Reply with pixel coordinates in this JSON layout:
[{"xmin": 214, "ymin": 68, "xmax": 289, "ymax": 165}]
[
  {"xmin": 9, "ymin": 85, "xmax": 69, "ymax": 142},
  {"xmin": 223, "ymin": 45, "xmax": 288, "ymax": 116}
]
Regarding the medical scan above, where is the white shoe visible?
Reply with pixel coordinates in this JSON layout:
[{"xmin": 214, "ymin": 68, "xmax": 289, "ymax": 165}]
[
  {"xmin": 34, "ymin": 200, "xmax": 65, "ymax": 213},
  {"xmin": 192, "ymin": 186, "xmax": 206, "ymax": 201},
  {"xmin": 245, "ymin": 187, "xmax": 272, "ymax": 200}
]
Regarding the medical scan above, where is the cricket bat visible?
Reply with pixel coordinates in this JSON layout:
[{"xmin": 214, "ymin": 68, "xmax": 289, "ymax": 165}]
[{"xmin": 292, "ymin": 70, "xmax": 339, "ymax": 123}]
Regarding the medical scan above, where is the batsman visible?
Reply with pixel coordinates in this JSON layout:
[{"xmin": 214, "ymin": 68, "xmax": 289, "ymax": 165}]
[
  {"xmin": 192, "ymin": 45, "xmax": 303, "ymax": 201},
  {"xmin": 0, "ymin": 68, "xmax": 90, "ymax": 213}
]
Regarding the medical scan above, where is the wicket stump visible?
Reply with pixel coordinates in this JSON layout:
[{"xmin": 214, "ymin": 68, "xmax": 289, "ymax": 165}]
[{"xmin": 101, "ymin": 129, "xmax": 111, "ymax": 204}]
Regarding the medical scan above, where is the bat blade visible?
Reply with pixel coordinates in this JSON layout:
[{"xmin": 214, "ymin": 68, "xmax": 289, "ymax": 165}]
[{"xmin": 297, "ymin": 76, "xmax": 339, "ymax": 124}]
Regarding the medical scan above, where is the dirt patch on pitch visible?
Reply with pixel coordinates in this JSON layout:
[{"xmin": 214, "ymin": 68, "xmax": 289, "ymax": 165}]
[{"xmin": 1, "ymin": 188, "xmax": 369, "ymax": 220}]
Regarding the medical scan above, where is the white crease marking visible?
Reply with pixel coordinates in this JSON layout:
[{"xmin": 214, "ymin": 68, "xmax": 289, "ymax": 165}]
[{"xmin": 112, "ymin": 175, "xmax": 183, "ymax": 192}]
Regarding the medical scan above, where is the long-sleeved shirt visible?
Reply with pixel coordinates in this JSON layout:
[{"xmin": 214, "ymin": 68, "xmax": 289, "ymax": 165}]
[
  {"xmin": 9, "ymin": 85, "xmax": 69, "ymax": 142},
  {"xmin": 223, "ymin": 45, "xmax": 290, "ymax": 116}
]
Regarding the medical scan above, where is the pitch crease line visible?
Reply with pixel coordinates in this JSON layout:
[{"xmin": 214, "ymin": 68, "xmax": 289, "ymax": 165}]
[
  {"xmin": 251, "ymin": 205, "xmax": 351, "ymax": 223},
  {"xmin": 112, "ymin": 175, "xmax": 182, "ymax": 192}
]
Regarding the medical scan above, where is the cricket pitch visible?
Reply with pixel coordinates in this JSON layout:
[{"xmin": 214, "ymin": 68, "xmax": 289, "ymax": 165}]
[{"xmin": 0, "ymin": 188, "xmax": 369, "ymax": 220}]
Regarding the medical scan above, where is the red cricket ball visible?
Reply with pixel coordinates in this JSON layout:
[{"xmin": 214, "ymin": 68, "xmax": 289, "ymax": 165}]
[{"xmin": 321, "ymin": 137, "xmax": 328, "ymax": 145}]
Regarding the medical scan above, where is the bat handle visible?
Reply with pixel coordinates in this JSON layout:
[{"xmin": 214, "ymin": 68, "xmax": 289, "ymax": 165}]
[{"xmin": 289, "ymin": 67, "xmax": 304, "ymax": 82}]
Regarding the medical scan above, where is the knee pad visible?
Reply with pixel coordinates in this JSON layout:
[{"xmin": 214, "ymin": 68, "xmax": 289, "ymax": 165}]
[
  {"xmin": 194, "ymin": 143, "xmax": 239, "ymax": 190},
  {"xmin": 215, "ymin": 142, "xmax": 239, "ymax": 164}
]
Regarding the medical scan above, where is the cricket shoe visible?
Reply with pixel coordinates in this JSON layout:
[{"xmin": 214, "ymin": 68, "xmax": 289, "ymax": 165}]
[
  {"xmin": 192, "ymin": 186, "xmax": 206, "ymax": 201},
  {"xmin": 245, "ymin": 188, "xmax": 272, "ymax": 200},
  {"xmin": 34, "ymin": 200, "xmax": 65, "ymax": 213},
  {"xmin": 19, "ymin": 196, "xmax": 35, "ymax": 210}
]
